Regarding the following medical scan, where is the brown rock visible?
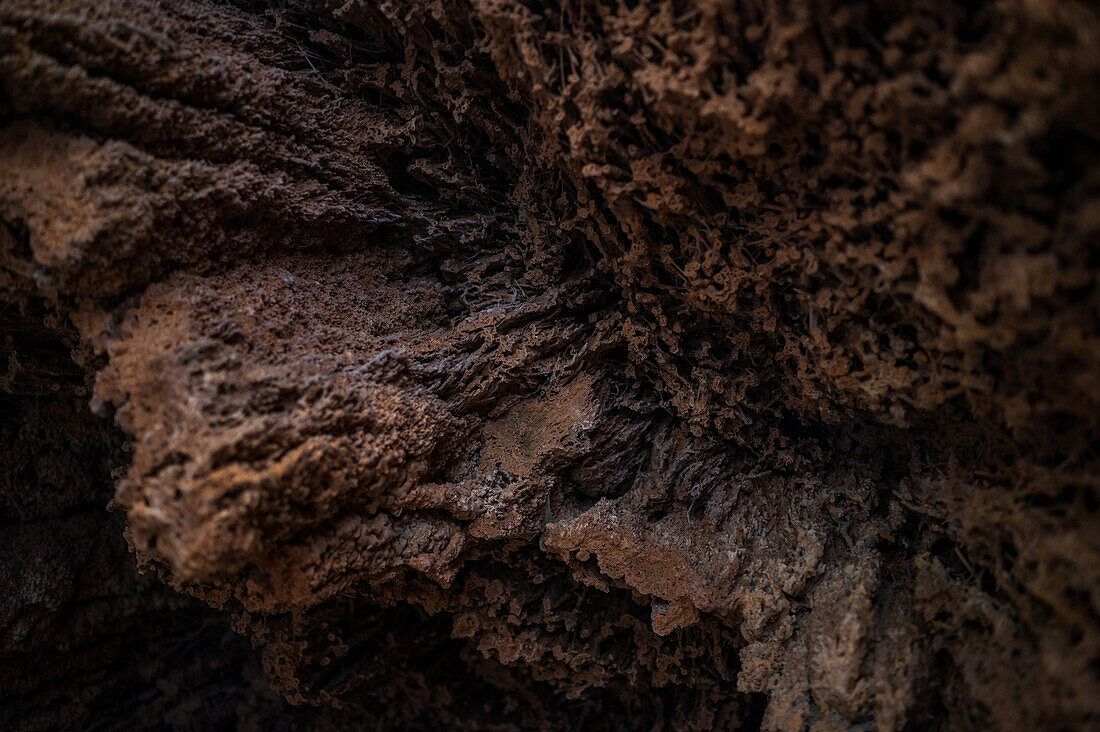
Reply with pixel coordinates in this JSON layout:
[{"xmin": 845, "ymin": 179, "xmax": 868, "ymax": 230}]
[{"xmin": 2, "ymin": 0, "xmax": 1097, "ymax": 729}]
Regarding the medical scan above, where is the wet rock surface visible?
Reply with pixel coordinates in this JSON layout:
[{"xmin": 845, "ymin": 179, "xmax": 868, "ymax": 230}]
[{"xmin": 1, "ymin": 0, "xmax": 1098, "ymax": 729}]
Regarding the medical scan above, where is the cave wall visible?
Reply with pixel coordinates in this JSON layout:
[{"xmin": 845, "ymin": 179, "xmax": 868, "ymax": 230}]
[{"xmin": 1, "ymin": 0, "xmax": 1098, "ymax": 729}]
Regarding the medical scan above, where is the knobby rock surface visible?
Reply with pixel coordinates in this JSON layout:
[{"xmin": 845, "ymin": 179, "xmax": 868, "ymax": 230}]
[{"xmin": 1, "ymin": 0, "xmax": 1098, "ymax": 729}]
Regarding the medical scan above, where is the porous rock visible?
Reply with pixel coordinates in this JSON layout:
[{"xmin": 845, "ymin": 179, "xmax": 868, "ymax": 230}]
[{"xmin": 2, "ymin": 0, "xmax": 1098, "ymax": 729}]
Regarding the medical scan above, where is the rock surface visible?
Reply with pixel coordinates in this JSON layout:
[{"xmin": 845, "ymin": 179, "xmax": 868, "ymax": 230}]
[{"xmin": 1, "ymin": 0, "xmax": 1098, "ymax": 729}]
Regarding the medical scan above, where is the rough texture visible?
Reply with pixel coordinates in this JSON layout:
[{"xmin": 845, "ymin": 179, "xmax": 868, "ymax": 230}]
[{"xmin": 1, "ymin": 0, "xmax": 1098, "ymax": 729}]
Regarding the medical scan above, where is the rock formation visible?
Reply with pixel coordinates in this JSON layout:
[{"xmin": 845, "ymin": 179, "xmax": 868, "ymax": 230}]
[{"xmin": 2, "ymin": 0, "xmax": 1098, "ymax": 728}]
